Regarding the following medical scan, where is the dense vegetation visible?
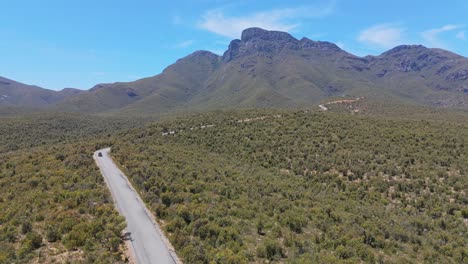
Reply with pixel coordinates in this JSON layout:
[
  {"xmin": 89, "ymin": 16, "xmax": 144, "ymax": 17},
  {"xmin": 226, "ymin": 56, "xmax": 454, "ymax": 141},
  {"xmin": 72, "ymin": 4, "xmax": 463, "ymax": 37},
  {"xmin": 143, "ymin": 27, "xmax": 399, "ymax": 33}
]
[
  {"xmin": 1, "ymin": 105, "xmax": 467, "ymax": 263},
  {"xmin": 0, "ymin": 113, "xmax": 153, "ymax": 153},
  {"xmin": 0, "ymin": 114, "xmax": 148, "ymax": 263},
  {"xmin": 0, "ymin": 143, "xmax": 129, "ymax": 263},
  {"xmin": 113, "ymin": 110, "xmax": 468, "ymax": 263}
]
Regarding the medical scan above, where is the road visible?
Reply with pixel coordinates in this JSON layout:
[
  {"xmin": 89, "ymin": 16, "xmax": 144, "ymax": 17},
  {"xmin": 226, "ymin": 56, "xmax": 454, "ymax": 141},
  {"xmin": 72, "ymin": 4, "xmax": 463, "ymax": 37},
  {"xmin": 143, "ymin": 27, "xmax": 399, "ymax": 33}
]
[{"xmin": 94, "ymin": 148, "xmax": 180, "ymax": 264}]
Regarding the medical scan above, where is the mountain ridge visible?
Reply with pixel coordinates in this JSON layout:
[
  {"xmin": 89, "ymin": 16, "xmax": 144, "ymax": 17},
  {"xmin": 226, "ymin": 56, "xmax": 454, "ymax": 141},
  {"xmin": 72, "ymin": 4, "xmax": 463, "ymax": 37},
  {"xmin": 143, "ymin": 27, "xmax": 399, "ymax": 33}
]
[{"xmin": 2, "ymin": 27, "xmax": 467, "ymax": 112}]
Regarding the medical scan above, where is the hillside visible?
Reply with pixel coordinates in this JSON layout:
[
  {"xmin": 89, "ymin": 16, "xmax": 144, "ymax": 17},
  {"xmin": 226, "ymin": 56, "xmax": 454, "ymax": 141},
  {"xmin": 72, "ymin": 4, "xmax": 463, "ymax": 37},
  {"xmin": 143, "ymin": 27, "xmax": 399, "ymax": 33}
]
[
  {"xmin": 0, "ymin": 76, "xmax": 82, "ymax": 108},
  {"xmin": 366, "ymin": 45, "xmax": 468, "ymax": 107}
]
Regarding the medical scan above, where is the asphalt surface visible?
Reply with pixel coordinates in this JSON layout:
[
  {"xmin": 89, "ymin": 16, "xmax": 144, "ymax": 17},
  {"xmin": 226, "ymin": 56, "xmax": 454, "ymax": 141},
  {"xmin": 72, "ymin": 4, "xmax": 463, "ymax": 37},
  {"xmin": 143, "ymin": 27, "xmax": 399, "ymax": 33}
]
[{"xmin": 94, "ymin": 148, "xmax": 177, "ymax": 264}]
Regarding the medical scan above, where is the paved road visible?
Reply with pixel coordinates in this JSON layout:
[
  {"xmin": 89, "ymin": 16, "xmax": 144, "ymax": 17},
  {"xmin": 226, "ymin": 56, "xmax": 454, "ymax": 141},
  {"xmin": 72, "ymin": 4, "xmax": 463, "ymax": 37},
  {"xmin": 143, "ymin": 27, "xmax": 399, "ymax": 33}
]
[{"xmin": 94, "ymin": 148, "xmax": 178, "ymax": 264}]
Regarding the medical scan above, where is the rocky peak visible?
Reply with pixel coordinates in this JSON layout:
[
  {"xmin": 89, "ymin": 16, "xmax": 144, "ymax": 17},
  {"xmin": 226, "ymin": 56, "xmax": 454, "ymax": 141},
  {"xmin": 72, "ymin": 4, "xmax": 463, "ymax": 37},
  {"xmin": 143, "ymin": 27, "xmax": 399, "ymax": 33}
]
[
  {"xmin": 241, "ymin": 27, "xmax": 297, "ymax": 43},
  {"xmin": 223, "ymin": 28, "xmax": 345, "ymax": 62},
  {"xmin": 222, "ymin": 28, "xmax": 299, "ymax": 62}
]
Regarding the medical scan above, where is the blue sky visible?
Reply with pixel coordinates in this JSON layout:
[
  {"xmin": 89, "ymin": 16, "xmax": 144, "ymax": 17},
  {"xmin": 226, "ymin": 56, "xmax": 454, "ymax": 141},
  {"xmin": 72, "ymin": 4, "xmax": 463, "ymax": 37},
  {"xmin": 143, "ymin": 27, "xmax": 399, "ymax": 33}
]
[{"xmin": 1, "ymin": 0, "xmax": 467, "ymax": 90}]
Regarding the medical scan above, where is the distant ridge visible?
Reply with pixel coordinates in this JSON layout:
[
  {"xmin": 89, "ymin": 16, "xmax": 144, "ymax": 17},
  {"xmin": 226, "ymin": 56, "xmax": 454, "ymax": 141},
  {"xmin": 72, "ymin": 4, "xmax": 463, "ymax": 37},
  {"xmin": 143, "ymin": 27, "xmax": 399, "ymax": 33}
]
[{"xmin": 0, "ymin": 76, "xmax": 82, "ymax": 108}]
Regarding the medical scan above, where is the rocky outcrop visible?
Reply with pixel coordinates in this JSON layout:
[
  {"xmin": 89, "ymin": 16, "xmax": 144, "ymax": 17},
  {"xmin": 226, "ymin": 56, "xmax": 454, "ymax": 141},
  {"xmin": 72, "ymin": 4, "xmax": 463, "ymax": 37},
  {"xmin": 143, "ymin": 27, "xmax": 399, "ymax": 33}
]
[{"xmin": 223, "ymin": 28, "xmax": 344, "ymax": 62}]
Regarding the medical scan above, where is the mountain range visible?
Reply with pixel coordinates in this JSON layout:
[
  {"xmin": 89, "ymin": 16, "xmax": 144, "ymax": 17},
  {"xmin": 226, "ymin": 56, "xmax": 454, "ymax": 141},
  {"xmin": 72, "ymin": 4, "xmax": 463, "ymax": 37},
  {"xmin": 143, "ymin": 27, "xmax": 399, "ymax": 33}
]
[{"xmin": 2, "ymin": 27, "xmax": 468, "ymax": 114}]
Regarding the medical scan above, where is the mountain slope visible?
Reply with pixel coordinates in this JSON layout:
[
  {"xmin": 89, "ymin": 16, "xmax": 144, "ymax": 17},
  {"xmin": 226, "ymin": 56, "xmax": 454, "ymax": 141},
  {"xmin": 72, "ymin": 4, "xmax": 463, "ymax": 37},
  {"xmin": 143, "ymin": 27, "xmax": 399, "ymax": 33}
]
[
  {"xmin": 56, "ymin": 51, "xmax": 221, "ymax": 113},
  {"xmin": 185, "ymin": 29, "xmax": 379, "ymax": 110},
  {"xmin": 0, "ymin": 76, "xmax": 82, "ymax": 108},
  {"xmin": 367, "ymin": 45, "xmax": 468, "ymax": 107}
]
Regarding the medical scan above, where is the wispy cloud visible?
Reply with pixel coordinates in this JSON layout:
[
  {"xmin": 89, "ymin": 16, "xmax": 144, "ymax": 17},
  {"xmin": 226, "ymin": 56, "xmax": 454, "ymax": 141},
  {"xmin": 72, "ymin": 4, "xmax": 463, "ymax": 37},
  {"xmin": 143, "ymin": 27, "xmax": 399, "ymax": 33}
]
[
  {"xmin": 358, "ymin": 24, "xmax": 405, "ymax": 48},
  {"xmin": 456, "ymin": 31, "xmax": 466, "ymax": 40},
  {"xmin": 421, "ymin": 24, "xmax": 464, "ymax": 47},
  {"xmin": 198, "ymin": 9, "xmax": 298, "ymax": 38},
  {"xmin": 198, "ymin": 1, "xmax": 336, "ymax": 38},
  {"xmin": 176, "ymin": 40, "xmax": 194, "ymax": 48}
]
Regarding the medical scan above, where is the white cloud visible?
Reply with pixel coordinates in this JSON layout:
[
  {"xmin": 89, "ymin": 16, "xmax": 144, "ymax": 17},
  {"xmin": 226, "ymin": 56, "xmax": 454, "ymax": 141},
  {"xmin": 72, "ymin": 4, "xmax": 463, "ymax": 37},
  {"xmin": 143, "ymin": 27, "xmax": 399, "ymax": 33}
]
[
  {"xmin": 358, "ymin": 24, "xmax": 405, "ymax": 48},
  {"xmin": 456, "ymin": 31, "xmax": 466, "ymax": 40},
  {"xmin": 198, "ymin": 1, "xmax": 335, "ymax": 38},
  {"xmin": 176, "ymin": 40, "xmax": 194, "ymax": 48},
  {"xmin": 421, "ymin": 24, "xmax": 464, "ymax": 47},
  {"xmin": 198, "ymin": 9, "xmax": 298, "ymax": 38}
]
